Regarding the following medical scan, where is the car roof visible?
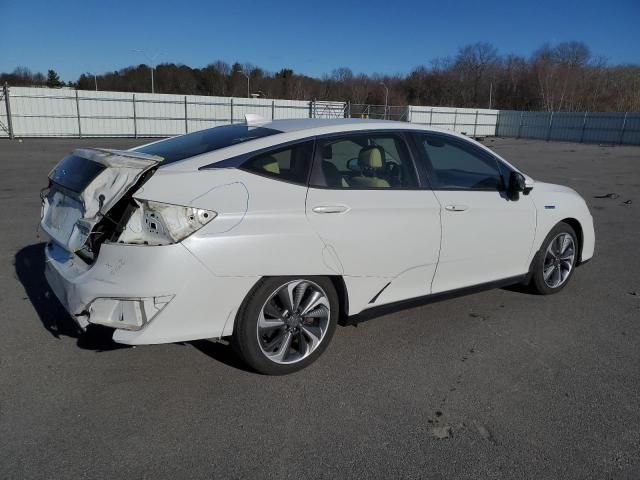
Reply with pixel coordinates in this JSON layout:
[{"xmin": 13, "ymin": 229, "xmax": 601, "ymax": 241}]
[
  {"xmin": 258, "ymin": 118, "xmax": 427, "ymax": 135},
  {"xmin": 152, "ymin": 117, "xmax": 519, "ymax": 174}
]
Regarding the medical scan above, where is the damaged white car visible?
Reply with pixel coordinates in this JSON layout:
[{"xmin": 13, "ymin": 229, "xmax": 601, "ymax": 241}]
[{"xmin": 41, "ymin": 118, "xmax": 595, "ymax": 374}]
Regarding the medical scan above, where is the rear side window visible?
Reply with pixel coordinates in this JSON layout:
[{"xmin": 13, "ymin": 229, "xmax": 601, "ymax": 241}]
[
  {"xmin": 135, "ymin": 124, "xmax": 281, "ymax": 164},
  {"xmin": 241, "ymin": 141, "xmax": 314, "ymax": 184},
  {"xmin": 413, "ymin": 134, "xmax": 504, "ymax": 190}
]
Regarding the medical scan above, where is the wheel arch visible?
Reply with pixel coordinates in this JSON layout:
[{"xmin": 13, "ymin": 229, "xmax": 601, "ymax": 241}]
[
  {"xmin": 560, "ymin": 217, "xmax": 584, "ymax": 263},
  {"xmin": 526, "ymin": 217, "xmax": 585, "ymax": 283},
  {"xmin": 231, "ymin": 275, "xmax": 350, "ymax": 335},
  {"xmin": 327, "ymin": 275, "xmax": 350, "ymax": 325}
]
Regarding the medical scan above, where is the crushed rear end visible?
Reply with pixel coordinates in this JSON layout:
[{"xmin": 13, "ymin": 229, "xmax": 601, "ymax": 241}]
[
  {"xmin": 40, "ymin": 146, "xmax": 255, "ymax": 344},
  {"xmin": 40, "ymin": 148, "xmax": 169, "ymax": 331},
  {"xmin": 41, "ymin": 148, "xmax": 161, "ymax": 260}
]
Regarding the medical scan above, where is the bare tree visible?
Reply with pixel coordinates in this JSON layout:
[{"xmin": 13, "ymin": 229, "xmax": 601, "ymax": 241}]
[
  {"xmin": 3, "ymin": 40, "xmax": 637, "ymax": 112},
  {"xmin": 454, "ymin": 43, "xmax": 499, "ymax": 106}
]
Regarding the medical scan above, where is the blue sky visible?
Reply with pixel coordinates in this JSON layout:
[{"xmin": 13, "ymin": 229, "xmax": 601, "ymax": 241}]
[{"xmin": 2, "ymin": 0, "xmax": 639, "ymax": 82}]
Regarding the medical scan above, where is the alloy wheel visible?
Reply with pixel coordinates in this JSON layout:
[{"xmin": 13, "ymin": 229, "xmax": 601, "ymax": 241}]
[
  {"xmin": 543, "ymin": 233, "xmax": 576, "ymax": 288},
  {"xmin": 257, "ymin": 280, "xmax": 331, "ymax": 365}
]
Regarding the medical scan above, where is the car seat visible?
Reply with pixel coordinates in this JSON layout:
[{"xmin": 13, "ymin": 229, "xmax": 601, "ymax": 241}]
[
  {"xmin": 253, "ymin": 155, "xmax": 280, "ymax": 175},
  {"xmin": 349, "ymin": 146, "xmax": 390, "ymax": 188},
  {"xmin": 322, "ymin": 161, "xmax": 349, "ymax": 188}
]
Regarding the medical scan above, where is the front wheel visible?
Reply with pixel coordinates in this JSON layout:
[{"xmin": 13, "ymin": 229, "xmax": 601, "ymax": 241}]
[
  {"xmin": 233, "ymin": 276, "xmax": 338, "ymax": 375},
  {"xmin": 530, "ymin": 222, "xmax": 578, "ymax": 295}
]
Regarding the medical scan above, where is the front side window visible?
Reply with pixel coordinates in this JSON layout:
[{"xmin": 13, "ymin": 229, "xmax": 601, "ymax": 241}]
[
  {"xmin": 413, "ymin": 134, "xmax": 505, "ymax": 190},
  {"xmin": 310, "ymin": 133, "xmax": 418, "ymax": 189},
  {"xmin": 241, "ymin": 141, "xmax": 314, "ymax": 184}
]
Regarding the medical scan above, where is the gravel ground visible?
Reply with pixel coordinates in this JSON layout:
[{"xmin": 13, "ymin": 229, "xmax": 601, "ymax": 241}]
[{"xmin": 1, "ymin": 136, "xmax": 639, "ymax": 479}]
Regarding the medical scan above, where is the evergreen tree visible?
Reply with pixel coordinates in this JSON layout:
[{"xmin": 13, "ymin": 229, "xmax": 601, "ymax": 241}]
[{"xmin": 46, "ymin": 69, "xmax": 63, "ymax": 88}]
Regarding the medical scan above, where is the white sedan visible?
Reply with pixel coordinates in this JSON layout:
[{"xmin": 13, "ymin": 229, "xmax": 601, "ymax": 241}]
[{"xmin": 41, "ymin": 118, "xmax": 595, "ymax": 374}]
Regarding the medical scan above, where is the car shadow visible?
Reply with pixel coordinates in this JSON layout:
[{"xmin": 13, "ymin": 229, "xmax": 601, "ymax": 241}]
[
  {"xmin": 188, "ymin": 340, "xmax": 254, "ymax": 373},
  {"xmin": 15, "ymin": 243, "xmax": 127, "ymax": 352},
  {"xmin": 501, "ymin": 283, "xmax": 536, "ymax": 294},
  {"xmin": 15, "ymin": 242, "xmax": 536, "ymax": 369},
  {"xmin": 16, "ymin": 242, "xmax": 250, "ymax": 368}
]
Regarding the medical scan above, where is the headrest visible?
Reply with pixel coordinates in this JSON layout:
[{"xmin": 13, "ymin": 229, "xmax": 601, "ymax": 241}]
[
  {"xmin": 255, "ymin": 155, "xmax": 280, "ymax": 174},
  {"xmin": 358, "ymin": 146, "xmax": 384, "ymax": 169}
]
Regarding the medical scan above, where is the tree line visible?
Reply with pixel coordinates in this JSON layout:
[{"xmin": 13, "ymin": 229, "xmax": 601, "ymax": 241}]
[{"xmin": 2, "ymin": 41, "xmax": 639, "ymax": 112}]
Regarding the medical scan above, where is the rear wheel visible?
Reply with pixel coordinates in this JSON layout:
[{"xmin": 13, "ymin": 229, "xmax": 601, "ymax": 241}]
[
  {"xmin": 233, "ymin": 276, "xmax": 338, "ymax": 375},
  {"xmin": 530, "ymin": 222, "xmax": 578, "ymax": 295}
]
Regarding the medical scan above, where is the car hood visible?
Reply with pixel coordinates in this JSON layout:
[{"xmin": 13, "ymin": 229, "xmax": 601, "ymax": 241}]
[{"xmin": 531, "ymin": 181, "xmax": 580, "ymax": 196}]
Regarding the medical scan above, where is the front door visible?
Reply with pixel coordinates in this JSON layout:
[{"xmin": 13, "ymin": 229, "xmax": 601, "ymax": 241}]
[{"xmin": 411, "ymin": 132, "xmax": 536, "ymax": 294}]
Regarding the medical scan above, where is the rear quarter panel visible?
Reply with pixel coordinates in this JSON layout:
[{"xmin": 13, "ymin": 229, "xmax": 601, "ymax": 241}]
[{"xmin": 134, "ymin": 168, "xmax": 334, "ymax": 277}]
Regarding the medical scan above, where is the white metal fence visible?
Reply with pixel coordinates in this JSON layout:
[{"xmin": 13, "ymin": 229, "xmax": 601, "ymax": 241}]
[
  {"xmin": 407, "ymin": 106, "xmax": 499, "ymax": 137},
  {"xmin": 0, "ymin": 85, "xmax": 502, "ymax": 139},
  {"xmin": 0, "ymin": 86, "xmax": 344, "ymax": 138},
  {"xmin": 5, "ymin": 85, "xmax": 636, "ymax": 145}
]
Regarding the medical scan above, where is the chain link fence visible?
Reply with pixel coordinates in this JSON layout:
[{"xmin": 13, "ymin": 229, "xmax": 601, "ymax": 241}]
[{"xmin": 346, "ymin": 104, "xmax": 410, "ymax": 121}]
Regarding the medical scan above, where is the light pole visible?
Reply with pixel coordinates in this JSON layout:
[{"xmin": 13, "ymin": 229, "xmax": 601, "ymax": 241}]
[
  {"xmin": 380, "ymin": 82, "xmax": 389, "ymax": 119},
  {"xmin": 83, "ymin": 72, "xmax": 98, "ymax": 91},
  {"xmin": 132, "ymin": 49, "xmax": 160, "ymax": 93},
  {"xmin": 235, "ymin": 69, "xmax": 250, "ymax": 98}
]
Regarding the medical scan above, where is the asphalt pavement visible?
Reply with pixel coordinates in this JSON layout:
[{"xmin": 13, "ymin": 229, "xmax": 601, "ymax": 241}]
[{"xmin": 1, "ymin": 136, "xmax": 639, "ymax": 479}]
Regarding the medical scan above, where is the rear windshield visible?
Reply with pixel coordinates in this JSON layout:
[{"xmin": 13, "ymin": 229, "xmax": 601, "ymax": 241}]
[
  {"xmin": 135, "ymin": 124, "xmax": 282, "ymax": 164},
  {"xmin": 49, "ymin": 154, "xmax": 106, "ymax": 193}
]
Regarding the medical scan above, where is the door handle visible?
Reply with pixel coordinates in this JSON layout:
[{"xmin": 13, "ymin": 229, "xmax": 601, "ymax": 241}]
[
  {"xmin": 444, "ymin": 204, "xmax": 469, "ymax": 212},
  {"xmin": 312, "ymin": 205, "xmax": 349, "ymax": 214}
]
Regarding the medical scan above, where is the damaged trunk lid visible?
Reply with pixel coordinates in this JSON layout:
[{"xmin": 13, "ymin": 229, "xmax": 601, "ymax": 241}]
[{"xmin": 41, "ymin": 148, "xmax": 162, "ymax": 253}]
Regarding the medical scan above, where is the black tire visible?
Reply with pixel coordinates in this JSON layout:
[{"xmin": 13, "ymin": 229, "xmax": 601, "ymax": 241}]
[
  {"xmin": 530, "ymin": 222, "xmax": 578, "ymax": 295},
  {"xmin": 232, "ymin": 276, "xmax": 339, "ymax": 375}
]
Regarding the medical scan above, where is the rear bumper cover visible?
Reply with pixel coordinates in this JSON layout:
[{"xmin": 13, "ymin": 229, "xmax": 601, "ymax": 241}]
[{"xmin": 44, "ymin": 242, "xmax": 258, "ymax": 344}]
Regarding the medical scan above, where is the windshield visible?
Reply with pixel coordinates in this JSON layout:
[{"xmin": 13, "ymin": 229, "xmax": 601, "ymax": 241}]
[{"xmin": 135, "ymin": 124, "xmax": 282, "ymax": 164}]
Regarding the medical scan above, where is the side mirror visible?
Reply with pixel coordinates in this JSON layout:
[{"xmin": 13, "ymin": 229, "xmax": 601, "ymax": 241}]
[{"xmin": 507, "ymin": 171, "xmax": 526, "ymax": 200}]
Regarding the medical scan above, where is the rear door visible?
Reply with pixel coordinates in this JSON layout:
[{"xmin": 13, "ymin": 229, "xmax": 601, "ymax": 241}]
[
  {"xmin": 305, "ymin": 131, "xmax": 442, "ymax": 304},
  {"xmin": 410, "ymin": 132, "xmax": 536, "ymax": 293}
]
